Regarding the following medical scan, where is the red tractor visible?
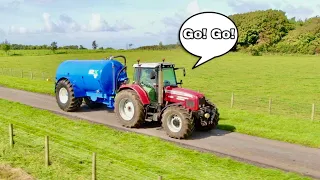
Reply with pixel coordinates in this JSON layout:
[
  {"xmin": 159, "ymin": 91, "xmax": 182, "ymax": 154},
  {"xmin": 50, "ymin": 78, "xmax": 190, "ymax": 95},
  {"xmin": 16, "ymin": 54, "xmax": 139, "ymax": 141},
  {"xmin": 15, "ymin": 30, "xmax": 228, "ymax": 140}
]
[{"xmin": 114, "ymin": 59, "xmax": 219, "ymax": 139}]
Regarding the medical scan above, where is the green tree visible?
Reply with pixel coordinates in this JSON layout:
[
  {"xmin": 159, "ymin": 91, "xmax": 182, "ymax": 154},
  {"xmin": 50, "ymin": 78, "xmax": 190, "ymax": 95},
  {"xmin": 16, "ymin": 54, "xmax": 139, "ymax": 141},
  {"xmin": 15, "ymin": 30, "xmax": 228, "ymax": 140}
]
[
  {"xmin": 92, "ymin": 40, "xmax": 97, "ymax": 50},
  {"xmin": 1, "ymin": 39, "xmax": 11, "ymax": 55},
  {"xmin": 51, "ymin": 41, "xmax": 58, "ymax": 53}
]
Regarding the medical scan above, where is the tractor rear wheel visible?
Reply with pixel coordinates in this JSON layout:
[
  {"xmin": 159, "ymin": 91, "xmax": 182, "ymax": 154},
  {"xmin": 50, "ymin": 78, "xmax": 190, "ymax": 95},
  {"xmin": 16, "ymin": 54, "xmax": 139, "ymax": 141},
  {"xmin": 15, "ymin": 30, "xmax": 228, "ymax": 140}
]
[
  {"xmin": 55, "ymin": 79, "xmax": 83, "ymax": 112},
  {"xmin": 84, "ymin": 97, "xmax": 103, "ymax": 109},
  {"xmin": 196, "ymin": 100, "xmax": 220, "ymax": 131},
  {"xmin": 114, "ymin": 89, "xmax": 145, "ymax": 128},
  {"xmin": 161, "ymin": 106, "xmax": 195, "ymax": 139}
]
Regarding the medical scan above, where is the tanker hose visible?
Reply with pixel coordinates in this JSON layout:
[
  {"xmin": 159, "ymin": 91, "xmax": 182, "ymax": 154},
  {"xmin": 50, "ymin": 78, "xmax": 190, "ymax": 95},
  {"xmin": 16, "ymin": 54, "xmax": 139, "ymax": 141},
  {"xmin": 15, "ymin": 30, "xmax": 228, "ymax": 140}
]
[
  {"xmin": 115, "ymin": 66, "xmax": 127, "ymax": 91},
  {"xmin": 113, "ymin": 55, "xmax": 127, "ymax": 66}
]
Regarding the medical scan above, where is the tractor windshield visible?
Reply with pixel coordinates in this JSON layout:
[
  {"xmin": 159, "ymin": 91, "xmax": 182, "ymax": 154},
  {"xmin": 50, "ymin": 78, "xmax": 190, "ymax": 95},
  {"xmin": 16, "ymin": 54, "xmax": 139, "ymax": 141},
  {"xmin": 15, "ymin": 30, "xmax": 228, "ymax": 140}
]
[{"xmin": 163, "ymin": 67, "xmax": 177, "ymax": 86}]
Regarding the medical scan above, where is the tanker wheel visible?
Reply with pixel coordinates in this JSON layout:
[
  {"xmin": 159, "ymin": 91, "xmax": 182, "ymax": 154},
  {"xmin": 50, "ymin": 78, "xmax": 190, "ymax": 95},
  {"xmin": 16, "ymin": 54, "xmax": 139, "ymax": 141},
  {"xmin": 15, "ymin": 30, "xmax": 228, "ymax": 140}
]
[
  {"xmin": 84, "ymin": 97, "xmax": 103, "ymax": 109},
  {"xmin": 55, "ymin": 79, "xmax": 83, "ymax": 112},
  {"xmin": 196, "ymin": 101, "xmax": 220, "ymax": 131},
  {"xmin": 161, "ymin": 106, "xmax": 195, "ymax": 139},
  {"xmin": 114, "ymin": 90, "xmax": 145, "ymax": 128}
]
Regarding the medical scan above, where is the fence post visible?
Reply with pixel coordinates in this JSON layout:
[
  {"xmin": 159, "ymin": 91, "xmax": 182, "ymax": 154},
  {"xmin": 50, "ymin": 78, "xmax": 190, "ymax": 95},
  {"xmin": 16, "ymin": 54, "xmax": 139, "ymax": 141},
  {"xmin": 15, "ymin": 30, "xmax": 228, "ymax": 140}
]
[
  {"xmin": 21, "ymin": 70, "xmax": 23, "ymax": 78},
  {"xmin": 92, "ymin": 152, "xmax": 96, "ymax": 180},
  {"xmin": 9, "ymin": 124, "xmax": 13, "ymax": 148},
  {"xmin": 311, "ymin": 103, "xmax": 315, "ymax": 121},
  {"xmin": 231, "ymin": 92, "xmax": 234, "ymax": 108},
  {"xmin": 31, "ymin": 72, "xmax": 33, "ymax": 79},
  {"xmin": 158, "ymin": 175, "xmax": 163, "ymax": 180},
  {"xmin": 269, "ymin": 98, "xmax": 272, "ymax": 114},
  {"xmin": 45, "ymin": 136, "xmax": 49, "ymax": 166}
]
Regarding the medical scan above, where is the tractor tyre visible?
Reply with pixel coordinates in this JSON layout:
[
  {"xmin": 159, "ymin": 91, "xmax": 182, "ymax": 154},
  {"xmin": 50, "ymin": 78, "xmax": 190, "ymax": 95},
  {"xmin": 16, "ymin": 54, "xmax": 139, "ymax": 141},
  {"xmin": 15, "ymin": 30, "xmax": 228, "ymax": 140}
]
[
  {"xmin": 55, "ymin": 79, "xmax": 83, "ymax": 112},
  {"xmin": 161, "ymin": 106, "xmax": 195, "ymax": 139},
  {"xmin": 195, "ymin": 100, "xmax": 220, "ymax": 131},
  {"xmin": 114, "ymin": 89, "xmax": 145, "ymax": 128},
  {"xmin": 84, "ymin": 97, "xmax": 103, "ymax": 109}
]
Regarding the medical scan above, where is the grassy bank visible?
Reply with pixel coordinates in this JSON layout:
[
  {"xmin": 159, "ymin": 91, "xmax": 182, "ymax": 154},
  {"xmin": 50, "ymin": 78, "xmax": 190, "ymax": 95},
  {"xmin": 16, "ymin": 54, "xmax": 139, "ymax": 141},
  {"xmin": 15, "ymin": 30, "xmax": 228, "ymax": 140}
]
[{"xmin": 0, "ymin": 99, "xmax": 310, "ymax": 180}]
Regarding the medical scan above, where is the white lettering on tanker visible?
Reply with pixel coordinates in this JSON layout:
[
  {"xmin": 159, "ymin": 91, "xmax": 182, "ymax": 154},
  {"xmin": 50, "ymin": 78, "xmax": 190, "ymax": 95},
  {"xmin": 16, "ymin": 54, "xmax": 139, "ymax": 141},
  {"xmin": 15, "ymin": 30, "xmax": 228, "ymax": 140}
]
[{"xmin": 88, "ymin": 69, "xmax": 99, "ymax": 78}]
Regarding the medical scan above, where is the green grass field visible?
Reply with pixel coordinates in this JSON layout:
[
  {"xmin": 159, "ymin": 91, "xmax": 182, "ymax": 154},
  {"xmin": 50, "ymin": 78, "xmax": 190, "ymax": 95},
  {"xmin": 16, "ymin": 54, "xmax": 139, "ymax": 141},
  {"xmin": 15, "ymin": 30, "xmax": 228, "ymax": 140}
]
[
  {"xmin": 0, "ymin": 99, "xmax": 310, "ymax": 180},
  {"xmin": 0, "ymin": 49, "xmax": 320, "ymax": 148}
]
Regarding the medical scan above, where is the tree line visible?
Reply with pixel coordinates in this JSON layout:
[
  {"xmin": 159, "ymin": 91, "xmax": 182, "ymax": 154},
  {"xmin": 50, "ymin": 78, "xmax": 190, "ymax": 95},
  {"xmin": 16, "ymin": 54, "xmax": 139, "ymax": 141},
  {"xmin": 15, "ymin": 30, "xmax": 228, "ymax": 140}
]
[{"xmin": 1, "ymin": 9, "xmax": 319, "ymax": 55}]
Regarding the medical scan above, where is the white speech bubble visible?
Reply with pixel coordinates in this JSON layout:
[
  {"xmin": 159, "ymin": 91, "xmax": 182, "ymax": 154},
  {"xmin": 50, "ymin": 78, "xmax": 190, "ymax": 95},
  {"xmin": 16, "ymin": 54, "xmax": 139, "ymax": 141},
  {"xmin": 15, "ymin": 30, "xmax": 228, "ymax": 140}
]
[{"xmin": 179, "ymin": 12, "xmax": 238, "ymax": 69}]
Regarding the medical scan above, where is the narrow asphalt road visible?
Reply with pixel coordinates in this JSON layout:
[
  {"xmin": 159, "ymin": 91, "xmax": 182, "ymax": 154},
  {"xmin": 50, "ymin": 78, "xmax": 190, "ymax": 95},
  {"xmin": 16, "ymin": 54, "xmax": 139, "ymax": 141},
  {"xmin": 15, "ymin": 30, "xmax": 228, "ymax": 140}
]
[{"xmin": 0, "ymin": 86, "xmax": 319, "ymax": 179}]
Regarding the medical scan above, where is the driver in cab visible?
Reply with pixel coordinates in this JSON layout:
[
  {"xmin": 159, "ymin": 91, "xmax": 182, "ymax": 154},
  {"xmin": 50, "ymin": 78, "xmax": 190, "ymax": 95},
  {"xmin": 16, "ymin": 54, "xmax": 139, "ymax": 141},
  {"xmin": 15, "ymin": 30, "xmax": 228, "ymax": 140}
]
[{"xmin": 140, "ymin": 69, "xmax": 157, "ymax": 102}]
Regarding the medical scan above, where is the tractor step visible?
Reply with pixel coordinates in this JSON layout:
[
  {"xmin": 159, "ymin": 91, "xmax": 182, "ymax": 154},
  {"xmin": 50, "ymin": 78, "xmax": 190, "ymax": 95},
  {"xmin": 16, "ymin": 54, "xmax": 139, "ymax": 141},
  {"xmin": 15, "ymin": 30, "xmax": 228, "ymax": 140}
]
[{"xmin": 145, "ymin": 118, "xmax": 153, "ymax": 122}]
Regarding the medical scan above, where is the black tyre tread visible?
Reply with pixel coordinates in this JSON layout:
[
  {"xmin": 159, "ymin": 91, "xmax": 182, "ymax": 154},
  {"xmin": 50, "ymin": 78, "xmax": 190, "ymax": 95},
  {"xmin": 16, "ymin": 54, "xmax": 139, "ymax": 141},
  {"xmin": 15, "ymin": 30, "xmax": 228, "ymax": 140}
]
[
  {"xmin": 114, "ymin": 89, "xmax": 145, "ymax": 128},
  {"xmin": 196, "ymin": 100, "xmax": 220, "ymax": 131},
  {"xmin": 162, "ymin": 105, "xmax": 195, "ymax": 139},
  {"xmin": 55, "ymin": 79, "xmax": 82, "ymax": 112},
  {"xmin": 84, "ymin": 97, "xmax": 103, "ymax": 109}
]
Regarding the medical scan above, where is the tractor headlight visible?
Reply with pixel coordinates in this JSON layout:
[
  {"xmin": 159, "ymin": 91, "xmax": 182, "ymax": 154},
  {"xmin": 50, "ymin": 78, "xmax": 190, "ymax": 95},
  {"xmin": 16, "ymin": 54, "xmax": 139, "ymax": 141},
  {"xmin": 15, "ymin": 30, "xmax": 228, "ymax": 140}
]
[
  {"xmin": 186, "ymin": 100, "xmax": 195, "ymax": 108},
  {"xmin": 204, "ymin": 113, "xmax": 210, "ymax": 119}
]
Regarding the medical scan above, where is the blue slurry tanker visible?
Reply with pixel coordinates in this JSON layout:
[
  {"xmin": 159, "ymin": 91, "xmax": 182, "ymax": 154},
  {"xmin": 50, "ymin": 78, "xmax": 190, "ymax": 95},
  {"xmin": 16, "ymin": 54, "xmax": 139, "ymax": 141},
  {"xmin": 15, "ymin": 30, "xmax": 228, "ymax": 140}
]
[{"xmin": 55, "ymin": 55, "xmax": 219, "ymax": 139}]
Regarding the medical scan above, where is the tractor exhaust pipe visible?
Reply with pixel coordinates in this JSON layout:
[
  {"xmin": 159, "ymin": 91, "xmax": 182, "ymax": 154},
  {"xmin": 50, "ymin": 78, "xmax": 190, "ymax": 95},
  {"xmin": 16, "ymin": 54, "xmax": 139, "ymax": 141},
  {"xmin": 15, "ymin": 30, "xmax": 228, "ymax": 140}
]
[{"xmin": 158, "ymin": 63, "xmax": 164, "ymax": 106}]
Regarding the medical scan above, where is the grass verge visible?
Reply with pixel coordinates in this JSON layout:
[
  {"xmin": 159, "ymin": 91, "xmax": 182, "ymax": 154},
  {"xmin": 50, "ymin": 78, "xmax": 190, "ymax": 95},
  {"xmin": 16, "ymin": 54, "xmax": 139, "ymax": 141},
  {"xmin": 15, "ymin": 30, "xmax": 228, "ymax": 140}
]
[{"xmin": 0, "ymin": 99, "xmax": 310, "ymax": 180}]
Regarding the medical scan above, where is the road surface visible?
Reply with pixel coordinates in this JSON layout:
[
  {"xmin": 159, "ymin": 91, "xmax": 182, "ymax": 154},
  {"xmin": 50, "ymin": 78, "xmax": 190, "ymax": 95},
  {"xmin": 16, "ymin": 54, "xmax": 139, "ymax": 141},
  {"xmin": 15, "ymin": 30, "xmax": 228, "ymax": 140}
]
[{"xmin": 0, "ymin": 86, "xmax": 319, "ymax": 179}]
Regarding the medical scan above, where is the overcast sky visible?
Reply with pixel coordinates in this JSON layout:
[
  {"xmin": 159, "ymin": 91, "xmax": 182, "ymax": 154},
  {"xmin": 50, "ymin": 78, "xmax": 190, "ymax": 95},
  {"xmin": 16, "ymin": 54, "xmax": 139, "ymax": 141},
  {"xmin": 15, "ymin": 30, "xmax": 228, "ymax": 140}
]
[{"xmin": 0, "ymin": 0, "xmax": 319, "ymax": 49}]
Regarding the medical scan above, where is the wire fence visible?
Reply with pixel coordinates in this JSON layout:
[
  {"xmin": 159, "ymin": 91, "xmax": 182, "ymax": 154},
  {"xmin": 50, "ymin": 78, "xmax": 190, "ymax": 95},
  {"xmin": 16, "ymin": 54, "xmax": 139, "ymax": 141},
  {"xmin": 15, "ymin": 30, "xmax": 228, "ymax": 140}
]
[
  {"xmin": 0, "ymin": 67, "xmax": 55, "ymax": 81},
  {"xmin": 1, "ymin": 123, "xmax": 164, "ymax": 180}
]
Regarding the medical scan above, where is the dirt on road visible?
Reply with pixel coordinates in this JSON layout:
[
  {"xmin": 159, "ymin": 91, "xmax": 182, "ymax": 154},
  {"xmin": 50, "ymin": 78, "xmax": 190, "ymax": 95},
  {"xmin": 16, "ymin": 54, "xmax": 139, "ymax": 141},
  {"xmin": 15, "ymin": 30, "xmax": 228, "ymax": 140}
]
[{"xmin": 0, "ymin": 86, "xmax": 319, "ymax": 179}]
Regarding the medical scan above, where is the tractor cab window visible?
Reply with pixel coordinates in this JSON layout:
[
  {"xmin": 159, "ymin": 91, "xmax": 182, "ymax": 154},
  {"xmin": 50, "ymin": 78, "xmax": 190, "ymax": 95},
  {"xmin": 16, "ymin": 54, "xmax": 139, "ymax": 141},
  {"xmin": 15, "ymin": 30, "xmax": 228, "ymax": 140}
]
[
  {"xmin": 140, "ymin": 68, "xmax": 157, "ymax": 87},
  {"xmin": 163, "ymin": 67, "xmax": 177, "ymax": 86}
]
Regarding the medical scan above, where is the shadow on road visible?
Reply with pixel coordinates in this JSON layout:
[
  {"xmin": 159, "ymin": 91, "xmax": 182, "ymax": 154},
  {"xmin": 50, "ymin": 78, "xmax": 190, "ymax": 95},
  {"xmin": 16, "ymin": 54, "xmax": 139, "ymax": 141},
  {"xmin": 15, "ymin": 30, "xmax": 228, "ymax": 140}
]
[{"xmin": 77, "ymin": 104, "xmax": 236, "ymax": 140}]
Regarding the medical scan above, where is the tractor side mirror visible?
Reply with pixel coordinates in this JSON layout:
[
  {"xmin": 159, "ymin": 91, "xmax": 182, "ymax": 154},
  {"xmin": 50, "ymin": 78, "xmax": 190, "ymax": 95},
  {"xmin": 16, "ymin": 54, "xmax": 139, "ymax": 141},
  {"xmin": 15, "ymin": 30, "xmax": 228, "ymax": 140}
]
[
  {"xmin": 174, "ymin": 67, "xmax": 186, "ymax": 77},
  {"xmin": 177, "ymin": 79, "xmax": 183, "ymax": 87}
]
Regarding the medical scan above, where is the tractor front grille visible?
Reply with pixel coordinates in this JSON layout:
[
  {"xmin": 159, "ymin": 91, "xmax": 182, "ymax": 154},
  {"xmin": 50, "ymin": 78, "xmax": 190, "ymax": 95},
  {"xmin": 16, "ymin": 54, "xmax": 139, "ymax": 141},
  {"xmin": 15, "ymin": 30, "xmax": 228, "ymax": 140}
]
[{"xmin": 198, "ymin": 97, "xmax": 206, "ymax": 107}]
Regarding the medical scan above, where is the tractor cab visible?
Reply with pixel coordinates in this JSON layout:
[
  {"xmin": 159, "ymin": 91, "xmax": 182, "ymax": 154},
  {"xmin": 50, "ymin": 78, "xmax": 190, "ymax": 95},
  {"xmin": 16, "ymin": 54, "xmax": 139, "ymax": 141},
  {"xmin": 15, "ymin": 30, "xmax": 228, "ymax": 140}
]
[{"xmin": 132, "ymin": 60, "xmax": 186, "ymax": 103}]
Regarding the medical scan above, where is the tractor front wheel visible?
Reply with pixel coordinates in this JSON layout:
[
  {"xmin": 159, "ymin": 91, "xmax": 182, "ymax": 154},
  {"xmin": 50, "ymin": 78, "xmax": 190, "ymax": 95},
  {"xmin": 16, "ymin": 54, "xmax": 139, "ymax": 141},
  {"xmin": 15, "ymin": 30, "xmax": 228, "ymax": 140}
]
[
  {"xmin": 161, "ymin": 106, "xmax": 195, "ymax": 139},
  {"xmin": 114, "ymin": 90, "xmax": 145, "ymax": 128},
  {"xmin": 55, "ymin": 79, "xmax": 83, "ymax": 112}
]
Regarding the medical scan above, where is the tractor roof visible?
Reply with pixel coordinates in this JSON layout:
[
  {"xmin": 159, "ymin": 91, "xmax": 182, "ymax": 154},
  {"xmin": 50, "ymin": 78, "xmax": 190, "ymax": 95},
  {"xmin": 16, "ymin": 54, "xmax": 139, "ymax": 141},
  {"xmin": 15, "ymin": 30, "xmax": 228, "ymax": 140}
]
[{"xmin": 132, "ymin": 62, "xmax": 174, "ymax": 68}]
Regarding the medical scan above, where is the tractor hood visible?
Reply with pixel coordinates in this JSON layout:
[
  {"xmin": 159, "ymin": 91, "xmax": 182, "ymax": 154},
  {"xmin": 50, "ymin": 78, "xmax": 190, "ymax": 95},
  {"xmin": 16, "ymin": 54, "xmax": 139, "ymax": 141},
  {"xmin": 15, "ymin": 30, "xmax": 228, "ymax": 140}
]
[{"xmin": 164, "ymin": 86, "xmax": 204, "ymax": 99}]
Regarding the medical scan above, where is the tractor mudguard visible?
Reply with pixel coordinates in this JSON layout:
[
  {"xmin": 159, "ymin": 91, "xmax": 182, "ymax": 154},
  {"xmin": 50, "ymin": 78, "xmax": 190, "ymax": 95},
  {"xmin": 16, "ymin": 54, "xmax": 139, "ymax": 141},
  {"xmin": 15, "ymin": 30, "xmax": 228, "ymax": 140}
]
[{"xmin": 118, "ymin": 84, "xmax": 150, "ymax": 105}]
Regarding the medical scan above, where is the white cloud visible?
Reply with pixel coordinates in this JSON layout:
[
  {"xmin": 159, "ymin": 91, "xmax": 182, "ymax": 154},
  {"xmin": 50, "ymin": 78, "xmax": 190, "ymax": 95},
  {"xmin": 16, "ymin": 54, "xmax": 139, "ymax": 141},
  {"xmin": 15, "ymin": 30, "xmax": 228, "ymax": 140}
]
[
  {"xmin": 8, "ymin": 26, "xmax": 28, "ymax": 34},
  {"xmin": 42, "ymin": 12, "xmax": 64, "ymax": 33},
  {"xmin": 186, "ymin": 0, "xmax": 200, "ymax": 15},
  {"xmin": 284, "ymin": 4, "xmax": 314, "ymax": 20},
  {"xmin": 0, "ymin": 29, "xmax": 6, "ymax": 36},
  {"xmin": 4, "ymin": 12, "xmax": 72, "ymax": 35},
  {"xmin": 7, "ymin": 12, "xmax": 134, "ymax": 34},
  {"xmin": 0, "ymin": 0, "xmax": 22, "ymax": 11},
  {"xmin": 83, "ymin": 13, "xmax": 133, "ymax": 32},
  {"xmin": 148, "ymin": 0, "xmax": 202, "ymax": 44}
]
